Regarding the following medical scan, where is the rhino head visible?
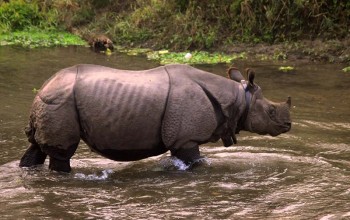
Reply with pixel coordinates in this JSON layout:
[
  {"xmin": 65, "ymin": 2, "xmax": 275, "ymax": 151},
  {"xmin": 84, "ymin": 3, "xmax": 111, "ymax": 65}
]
[{"xmin": 224, "ymin": 67, "xmax": 292, "ymax": 145}]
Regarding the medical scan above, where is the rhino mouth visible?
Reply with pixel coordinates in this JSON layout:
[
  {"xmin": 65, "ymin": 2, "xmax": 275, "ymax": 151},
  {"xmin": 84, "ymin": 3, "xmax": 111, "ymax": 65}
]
[
  {"xmin": 281, "ymin": 122, "xmax": 292, "ymax": 132},
  {"xmin": 269, "ymin": 122, "xmax": 292, "ymax": 136},
  {"xmin": 285, "ymin": 121, "xmax": 292, "ymax": 128}
]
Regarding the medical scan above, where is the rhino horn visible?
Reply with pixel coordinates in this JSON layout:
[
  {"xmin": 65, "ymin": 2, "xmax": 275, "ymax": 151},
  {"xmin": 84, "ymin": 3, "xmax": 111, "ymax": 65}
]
[{"xmin": 227, "ymin": 67, "xmax": 244, "ymax": 82}]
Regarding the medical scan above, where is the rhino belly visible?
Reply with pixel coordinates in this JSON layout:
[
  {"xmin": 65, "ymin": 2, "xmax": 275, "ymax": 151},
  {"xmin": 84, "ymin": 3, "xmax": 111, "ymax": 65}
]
[
  {"xmin": 87, "ymin": 147, "xmax": 168, "ymax": 161},
  {"xmin": 74, "ymin": 69, "xmax": 169, "ymax": 160}
]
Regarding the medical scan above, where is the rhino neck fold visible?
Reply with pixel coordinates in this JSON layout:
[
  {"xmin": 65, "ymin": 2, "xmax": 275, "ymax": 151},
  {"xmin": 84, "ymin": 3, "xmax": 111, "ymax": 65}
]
[{"xmin": 237, "ymin": 80, "xmax": 251, "ymax": 132}]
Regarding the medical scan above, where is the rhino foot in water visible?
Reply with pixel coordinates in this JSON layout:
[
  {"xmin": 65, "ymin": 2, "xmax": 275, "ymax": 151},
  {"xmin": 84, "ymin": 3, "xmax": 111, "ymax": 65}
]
[{"xmin": 19, "ymin": 64, "xmax": 291, "ymax": 172}]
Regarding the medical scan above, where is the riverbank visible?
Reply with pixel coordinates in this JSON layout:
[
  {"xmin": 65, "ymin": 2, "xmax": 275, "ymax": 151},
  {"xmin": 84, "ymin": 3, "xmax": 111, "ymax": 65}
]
[
  {"xmin": 0, "ymin": 0, "xmax": 349, "ymax": 65},
  {"xmin": 1, "ymin": 31, "xmax": 349, "ymax": 64},
  {"xmin": 220, "ymin": 39, "xmax": 350, "ymax": 64},
  {"xmin": 120, "ymin": 39, "xmax": 350, "ymax": 66},
  {"xmin": 1, "ymin": 32, "xmax": 349, "ymax": 68}
]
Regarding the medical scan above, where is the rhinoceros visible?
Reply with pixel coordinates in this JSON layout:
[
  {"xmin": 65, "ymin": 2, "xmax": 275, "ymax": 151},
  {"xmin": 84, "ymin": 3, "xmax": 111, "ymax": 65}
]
[{"xmin": 19, "ymin": 64, "xmax": 291, "ymax": 172}]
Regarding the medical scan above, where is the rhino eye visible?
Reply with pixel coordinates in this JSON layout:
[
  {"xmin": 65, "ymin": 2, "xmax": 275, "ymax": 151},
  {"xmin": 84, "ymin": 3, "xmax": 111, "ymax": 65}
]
[{"xmin": 268, "ymin": 106, "xmax": 276, "ymax": 116}]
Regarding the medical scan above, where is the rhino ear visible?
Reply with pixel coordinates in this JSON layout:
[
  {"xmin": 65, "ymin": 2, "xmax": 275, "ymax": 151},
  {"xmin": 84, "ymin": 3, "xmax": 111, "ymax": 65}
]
[
  {"xmin": 246, "ymin": 68, "xmax": 255, "ymax": 87},
  {"xmin": 227, "ymin": 67, "xmax": 244, "ymax": 82}
]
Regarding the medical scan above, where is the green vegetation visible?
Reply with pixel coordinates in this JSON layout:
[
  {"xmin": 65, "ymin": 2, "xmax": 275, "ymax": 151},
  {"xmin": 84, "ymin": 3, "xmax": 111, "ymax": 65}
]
[
  {"xmin": 92, "ymin": 0, "xmax": 349, "ymax": 50},
  {"xmin": 0, "ymin": 30, "xmax": 86, "ymax": 48},
  {"xmin": 0, "ymin": 0, "xmax": 85, "ymax": 47},
  {"xmin": 278, "ymin": 66, "xmax": 295, "ymax": 72},
  {"xmin": 117, "ymin": 48, "xmax": 243, "ymax": 64},
  {"xmin": 0, "ymin": 0, "xmax": 349, "ymax": 63},
  {"xmin": 118, "ymin": 47, "xmax": 153, "ymax": 56},
  {"xmin": 342, "ymin": 66, "xmax": 350, "ymax": 72},
  {"xmin": 0, "ymin": 0, "xmax": 51, "ymax": 32},
  {"xmin": 146, "ymin": 50, "xmax": 246, "ymax": 65},
  {"xmin": 32, "ymin": 88, "xmax": 39, "ymax": 94}
]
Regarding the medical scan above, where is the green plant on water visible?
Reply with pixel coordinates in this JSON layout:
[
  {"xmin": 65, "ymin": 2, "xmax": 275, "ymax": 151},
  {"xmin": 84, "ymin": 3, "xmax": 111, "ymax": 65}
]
[
  {"xmin": 99, "ymin": 48, "xmax": 113, "ymax": 56},
  {"xmin": 278, "ymin": 66, "xmax": 295, "ymax": 72},
  {"xmin": 146, "ymin": 50, "xmax": 246, "ymax": 65},
  {"xmin": 32, "ymin": 88, "xmax": 39, "ymax": 94},
  {"xmin": 342, "ymin": 66, "xmax": 350, "ymax": 72},
  {"xmin": 118, "ymin": 47, "xmax": 152, "ymax": 56}
]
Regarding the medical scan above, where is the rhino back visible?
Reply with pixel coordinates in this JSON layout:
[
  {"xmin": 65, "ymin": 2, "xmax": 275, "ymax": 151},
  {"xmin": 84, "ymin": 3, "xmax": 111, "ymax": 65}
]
[
  {"xmin": 38, "ymin": 66, "xmax": 77, "ymax": 105},
  {"xmin": 74, "ymin": 65, "xmax": 169, "ymax": 152}
]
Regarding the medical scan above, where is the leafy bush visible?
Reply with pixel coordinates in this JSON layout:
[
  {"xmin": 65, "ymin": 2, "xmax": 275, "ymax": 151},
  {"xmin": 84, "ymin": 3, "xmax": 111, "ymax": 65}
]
[
  {"xmin": 84, "ymin": 0, "xmax": 349, "ymax": 50},
  {"xmin": 0, "ymin": 0, "xmax": 42, "ymax": 31},
  {"xmin": 1, "ymin": 0, "xmax": 349, "ymax": 50},
  {"xmin": 0, "ymin": 0, "xmax": 60, "ymax": 33}
]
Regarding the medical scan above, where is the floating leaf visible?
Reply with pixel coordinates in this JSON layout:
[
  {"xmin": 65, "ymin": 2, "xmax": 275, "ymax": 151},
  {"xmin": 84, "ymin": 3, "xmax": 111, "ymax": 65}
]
[
  {"xmin": 105, "ymin": 48, "xmax": 112, "ymax": 56},
  {"xmin": 278, "ymin": 66, "xmax": 295, "ymax": 72},
  {"xmin": 145, "ymin": 50, "xmax": 243, "ymax": 65},
  {"xmin": 124, "ymin": 48, "xmax": 152, "ymax": 55},
  {"xmin": 158, "ymin": 50, "xmax": 169, "ymax": 54},
  {"xmin": 32, "ymin": 88, "xmax": 39, "ymax": 94},
  {"xmin": 342, "ymin": 66, "xmax": 350, "ymax": 72}
]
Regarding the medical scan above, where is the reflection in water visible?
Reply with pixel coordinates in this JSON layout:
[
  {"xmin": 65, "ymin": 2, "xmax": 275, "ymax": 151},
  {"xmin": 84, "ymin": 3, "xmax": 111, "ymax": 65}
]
[{"xmin": 0, "ymin": 46, "xmax": 349, "ymax": 219}]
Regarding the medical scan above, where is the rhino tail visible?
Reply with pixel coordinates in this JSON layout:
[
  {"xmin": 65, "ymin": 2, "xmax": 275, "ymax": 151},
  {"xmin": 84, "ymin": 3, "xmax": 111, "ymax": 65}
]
[
  {"xmin": 24, "ymin": 119, "xmax": 36, "ymax": 144},
  {"xmin": 19, "ymin": 118, "xmax": 47, "ymax": 168}
]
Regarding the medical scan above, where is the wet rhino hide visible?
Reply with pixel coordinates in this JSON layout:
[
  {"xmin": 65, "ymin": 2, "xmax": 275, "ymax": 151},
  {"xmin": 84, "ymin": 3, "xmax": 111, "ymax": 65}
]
[{"xmin": 19, "ymin": 64, "xmax": 291, "ymax": 172}]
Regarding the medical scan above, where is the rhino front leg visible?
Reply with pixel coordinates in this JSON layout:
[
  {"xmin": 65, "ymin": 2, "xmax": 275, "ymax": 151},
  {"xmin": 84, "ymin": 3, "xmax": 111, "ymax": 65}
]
[
  {"xmin": 171, "ymin": 142, "xmax": 201, "ymax": 165},
  {"xmin": 19, "ymin": 143, "xmax": 47, "ymax": 167}
]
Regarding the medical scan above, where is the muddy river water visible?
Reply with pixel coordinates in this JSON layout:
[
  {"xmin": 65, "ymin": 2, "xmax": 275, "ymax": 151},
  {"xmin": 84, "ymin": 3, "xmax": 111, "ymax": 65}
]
[{"xmin": 0, "ymin": 46, "xmax": 349, "ymax": 219}]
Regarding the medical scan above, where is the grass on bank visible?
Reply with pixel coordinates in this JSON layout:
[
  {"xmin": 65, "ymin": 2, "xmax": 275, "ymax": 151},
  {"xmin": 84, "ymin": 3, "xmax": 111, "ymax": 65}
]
[
  {"xmin": 0, "ymin": 0, "xmax": 86, "ymax": 48},
  {"xmin": 1, "ymin": 0, "xmax": 349, "ymax": 64},
  {"xmin": 2, "ymin": 0, "xmax": 349, "ymax": 51},
  {"xmin": 0, "ymin": 30, "xmax": 87, "ymax": 48}
]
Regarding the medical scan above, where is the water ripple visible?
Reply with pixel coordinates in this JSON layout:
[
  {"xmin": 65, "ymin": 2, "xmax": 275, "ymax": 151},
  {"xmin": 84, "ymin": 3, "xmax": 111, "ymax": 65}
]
[
  {"xmin": 1, "ymin": 146, "xmax": 349, "ymax": 219},
  {"xmin": 297, "ymin": 120, "xmax": 350, "ymax": 131}
]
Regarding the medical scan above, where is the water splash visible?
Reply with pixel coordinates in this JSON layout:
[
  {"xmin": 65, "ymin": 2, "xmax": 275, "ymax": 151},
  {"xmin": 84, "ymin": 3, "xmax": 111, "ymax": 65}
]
[
  {"xmin": 195, "ymin": 157, "xmax": 212, "ymax": 166},
  {"xmin": 74, "ymin": 169, "xmax": 114, "ymax": 181},
  {"xmin": 158, "ymin": 156, "xmax": 211, "ymax": 171},
  {"xmin": 159, "ymin": 157, "xmax": 190, "ymax": 171}
]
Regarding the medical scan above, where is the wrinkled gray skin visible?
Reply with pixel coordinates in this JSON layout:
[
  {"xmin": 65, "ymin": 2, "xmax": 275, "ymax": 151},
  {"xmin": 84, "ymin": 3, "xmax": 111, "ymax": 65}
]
[{"xmin": 19, "ymin": 64, "xmax": 291, "ymax": 172}]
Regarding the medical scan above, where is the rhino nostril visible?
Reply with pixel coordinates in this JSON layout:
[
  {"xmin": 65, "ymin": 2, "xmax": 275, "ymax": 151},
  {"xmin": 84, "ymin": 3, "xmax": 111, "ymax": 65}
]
[{"xmin": 285, "ymin": 122, "xmax": 292, "ymax": 127}]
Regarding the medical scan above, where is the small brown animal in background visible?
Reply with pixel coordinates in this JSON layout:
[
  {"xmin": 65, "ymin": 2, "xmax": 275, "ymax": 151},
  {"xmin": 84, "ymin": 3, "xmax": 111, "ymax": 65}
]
[{"xmin": 89, "ymin": 35, "xmax": 114, "ymax": 52}]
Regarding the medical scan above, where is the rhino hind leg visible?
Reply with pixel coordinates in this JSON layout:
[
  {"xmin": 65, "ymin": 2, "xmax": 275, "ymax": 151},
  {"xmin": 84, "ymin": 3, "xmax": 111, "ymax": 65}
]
[
  {"xmin": 41, "ymin": 142, "xmax": 79, "ymax": 173},
  {"xmin": 19, "ymin": 143, "xmax": 47, "ymax": 167}
]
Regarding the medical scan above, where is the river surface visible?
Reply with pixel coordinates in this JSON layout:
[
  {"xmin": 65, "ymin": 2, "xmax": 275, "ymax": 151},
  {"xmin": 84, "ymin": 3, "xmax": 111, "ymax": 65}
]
[{"xmin": 0, "ymin": 46, "xmax": 349, "ymax": 219}]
